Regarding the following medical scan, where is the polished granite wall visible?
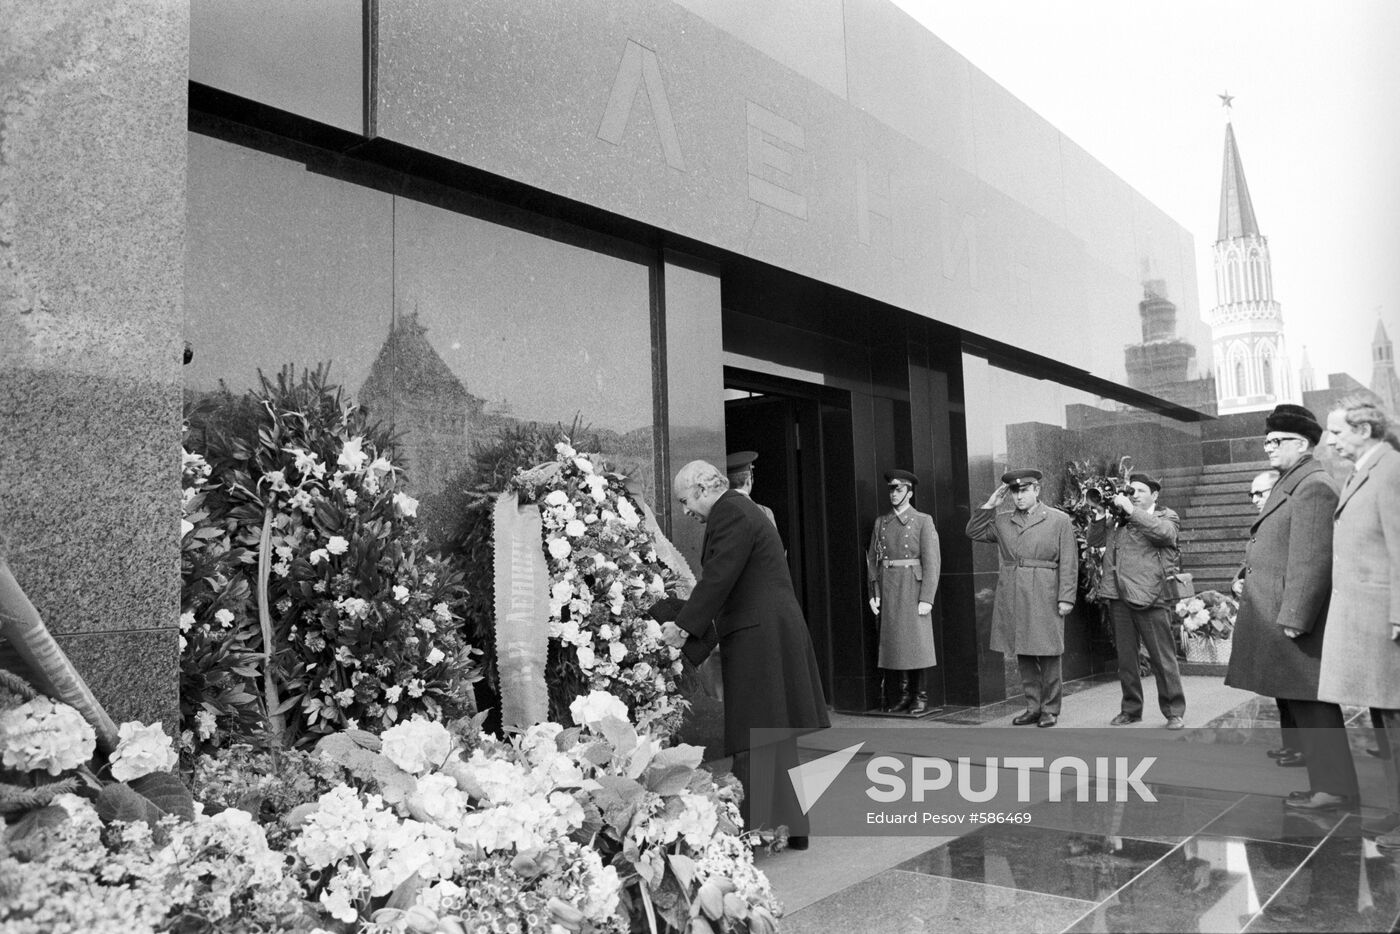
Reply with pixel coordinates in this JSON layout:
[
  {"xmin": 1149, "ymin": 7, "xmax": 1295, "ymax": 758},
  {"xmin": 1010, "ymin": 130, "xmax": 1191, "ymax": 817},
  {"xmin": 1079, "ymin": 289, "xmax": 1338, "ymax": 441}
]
[{"xmin": 1, "ymin": 3, "xmax": 188, "ymax": 726}]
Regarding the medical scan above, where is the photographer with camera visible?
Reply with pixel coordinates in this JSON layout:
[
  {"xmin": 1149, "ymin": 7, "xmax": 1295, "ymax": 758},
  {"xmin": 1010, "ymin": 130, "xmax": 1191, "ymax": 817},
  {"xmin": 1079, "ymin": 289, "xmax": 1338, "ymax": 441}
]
[
  {"xmin": 966, "ymin": 468, "xmax": 1077, "ymax": 728},
  {"xmin": 1098, "ymin": 471, "xmax": 1187, "ymax": 729}
]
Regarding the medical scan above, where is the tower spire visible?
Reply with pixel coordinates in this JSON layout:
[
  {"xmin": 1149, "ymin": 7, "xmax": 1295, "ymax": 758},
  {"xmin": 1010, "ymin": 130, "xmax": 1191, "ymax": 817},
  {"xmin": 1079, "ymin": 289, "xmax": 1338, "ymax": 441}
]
[{"xmin": 1217, "ymin": 118, "xmax": 1260, "ymax": 242}]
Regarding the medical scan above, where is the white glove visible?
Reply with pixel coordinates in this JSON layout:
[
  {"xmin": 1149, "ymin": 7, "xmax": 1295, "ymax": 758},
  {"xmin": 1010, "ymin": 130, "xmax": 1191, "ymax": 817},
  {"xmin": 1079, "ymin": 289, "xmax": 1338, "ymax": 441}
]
[
  {"xmin": 917, "ymin": 601, "xmax": 932, "ymax": 616},
  {"xmin": 869, "ymin": 597, "xmax": 880, "ymax": 614}
]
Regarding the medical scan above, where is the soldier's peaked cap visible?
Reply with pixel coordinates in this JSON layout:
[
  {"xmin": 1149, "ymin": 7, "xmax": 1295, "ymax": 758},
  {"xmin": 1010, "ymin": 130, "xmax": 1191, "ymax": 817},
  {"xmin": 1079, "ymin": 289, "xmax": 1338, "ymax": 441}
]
[
  {"xmin": 1000, "ymin": 468, "xmax": 1042, "ymax": 489},
  {"xmin": 725, "ymin": 451, "xmax": 758, "ymax": 474},
  {"xmin": 885, "ymin": 469, "xmax": 918, "ymax": 486}
]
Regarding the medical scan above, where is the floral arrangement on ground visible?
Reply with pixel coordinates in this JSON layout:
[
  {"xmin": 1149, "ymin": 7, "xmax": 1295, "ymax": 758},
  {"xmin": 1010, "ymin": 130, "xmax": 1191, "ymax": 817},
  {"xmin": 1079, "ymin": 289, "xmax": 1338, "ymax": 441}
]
[
  {"xmin": 2, "ymin": 677, "xmax": 781, "ymax": 933},
  {"xmin": 1174, "ymin": 590, "xmax": 1236, "ymax": 642}
]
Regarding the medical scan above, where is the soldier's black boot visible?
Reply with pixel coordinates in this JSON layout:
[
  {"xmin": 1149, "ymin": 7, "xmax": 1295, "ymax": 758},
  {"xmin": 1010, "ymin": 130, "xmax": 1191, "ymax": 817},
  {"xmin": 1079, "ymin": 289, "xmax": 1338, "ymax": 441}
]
[
  {"xmin": 907, "ymin": 670, "xmax": 928, "ymax": 715},
  {"xmin": 891, "ymin": 672, "xmax": 915, "ymax": 713}
]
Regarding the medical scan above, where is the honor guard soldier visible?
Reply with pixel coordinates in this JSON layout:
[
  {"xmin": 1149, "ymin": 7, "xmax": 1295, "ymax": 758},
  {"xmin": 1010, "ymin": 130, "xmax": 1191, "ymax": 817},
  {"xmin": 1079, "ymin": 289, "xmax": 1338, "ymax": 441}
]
[
  {"xmin": 866, "ymin": 469, "xmax": 941, "ymax": 714},
  {"xmin": 966, "ymin": 468, "xmax": 1078, "ymax": 728},
  {"xmin": 726, "ymin": 451, "xmax": 777, "ymax": 528}
]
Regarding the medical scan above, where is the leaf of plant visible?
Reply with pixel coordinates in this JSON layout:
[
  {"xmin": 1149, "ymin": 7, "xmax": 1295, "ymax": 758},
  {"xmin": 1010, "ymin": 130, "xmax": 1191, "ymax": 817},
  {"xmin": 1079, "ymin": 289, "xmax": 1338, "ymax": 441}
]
[
  {"xmin": 667, "ymin": 852, "xmax": 697, "ymax": 890},
  {"xmin": 644, "ymin": 763, "xmax": 694, "ymax": 797},
  {"xmin": 384, "ymin": 871, "xmax": 425, "ymax": 910},
  {"xmin": 96, "ymin": 782, "xmax": 162, "ymax": 829},
  {"xmin": 591, "ymin": 774, "xmax": 647, "ymax": 831},
  {"xmin": 650, "ymin": 744, "xmax": 705, "ymax": 772},
  {"xmin": 343, "ymin": 729, "xmax": 383, "ymax": 752},
  {"xmin": 6, "ymin": 805, "xmax": 70, "ymax": 858},
  {"xmin": 129, "ymin": 772, "xmax": 196, "ymax": 822}
]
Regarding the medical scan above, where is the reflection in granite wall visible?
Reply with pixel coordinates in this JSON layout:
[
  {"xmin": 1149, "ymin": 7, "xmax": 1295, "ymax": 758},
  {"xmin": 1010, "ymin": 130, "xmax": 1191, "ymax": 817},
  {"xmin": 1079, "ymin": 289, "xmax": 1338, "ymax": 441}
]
[
  {"xmin": 963, "ymin": 354, "xmax": 1204, "ymax": 696},
  {"xmin": 185, "ymin": 134, "xmax": 658, "ymax": 533},
  {"xmin": 1, "ymin": 3, "xmax": 188, "ymax": 727}
]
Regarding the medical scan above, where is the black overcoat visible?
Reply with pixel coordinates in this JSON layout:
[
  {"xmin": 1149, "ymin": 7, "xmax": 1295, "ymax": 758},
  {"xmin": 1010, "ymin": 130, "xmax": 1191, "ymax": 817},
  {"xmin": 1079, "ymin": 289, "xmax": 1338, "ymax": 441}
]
[
  {"xmin": 1224, "ymin": 455, "xmax": 1338, "ymax": 700},
  {"xmin": 675, "ymin": 490, "xmax": 830, "ymax": 755}
]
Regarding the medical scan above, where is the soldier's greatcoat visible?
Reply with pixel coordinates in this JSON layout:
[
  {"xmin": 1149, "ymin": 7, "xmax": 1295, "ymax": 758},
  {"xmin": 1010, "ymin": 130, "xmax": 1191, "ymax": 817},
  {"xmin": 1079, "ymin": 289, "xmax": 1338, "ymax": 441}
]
[
  {"xmin": 866, "ymin": 507, "xmax": 940, "ymax": 668},
  {"xmin": 965, "ymin": 502, "xmax": 1078, "ymax": 656}
]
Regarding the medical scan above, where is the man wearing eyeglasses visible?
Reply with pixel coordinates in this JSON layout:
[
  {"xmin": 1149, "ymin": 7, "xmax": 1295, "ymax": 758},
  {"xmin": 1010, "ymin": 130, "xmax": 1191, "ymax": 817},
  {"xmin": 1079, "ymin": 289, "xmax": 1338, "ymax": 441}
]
[{"xmin": 1226, "ymin": 404, "xmax": 1358, "ymax": 812}]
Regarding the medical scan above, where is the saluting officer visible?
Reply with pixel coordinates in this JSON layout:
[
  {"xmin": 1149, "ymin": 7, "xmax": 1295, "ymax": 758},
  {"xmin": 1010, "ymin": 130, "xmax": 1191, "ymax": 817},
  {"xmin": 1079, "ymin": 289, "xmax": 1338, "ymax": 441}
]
[
  {"xmin": 966, "ymin": 468, "xmax": 1078, "ymax": 728},
  {"xmin": 866, "ymin": 469, "xmax": 941, "ymax": 714}
]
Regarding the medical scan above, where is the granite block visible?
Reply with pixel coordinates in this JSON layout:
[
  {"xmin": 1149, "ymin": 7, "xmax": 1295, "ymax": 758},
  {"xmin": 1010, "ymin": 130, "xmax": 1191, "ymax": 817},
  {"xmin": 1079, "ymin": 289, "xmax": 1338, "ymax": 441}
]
[
  {"xmin": 781, "ymin": 867, "xmax": 1094, "ymax": 934},
  {"xmin": 56, "ymin": 628, "xmax": 178, "ymax": 734}
]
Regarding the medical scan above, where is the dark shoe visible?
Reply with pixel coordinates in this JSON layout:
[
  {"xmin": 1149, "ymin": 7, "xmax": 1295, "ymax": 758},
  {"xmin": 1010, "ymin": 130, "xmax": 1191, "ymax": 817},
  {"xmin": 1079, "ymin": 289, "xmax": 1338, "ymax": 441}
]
[
  {"xmin": 1165, "ymin": 716, "xmax": 1185, "ymax": 731},
  {"xmin": 890, "ymin": 693, "xmax": 914, "ymax": 714},
  {"xmin": 1110, "ymin": 713, "xmax": 1141, "ymax": 726},
  {"xmin": 1276, "ymin": 751, "xmax": 1307, "ymax": 768},
  {"xmin": 1285, "ymin": 792, "xmax": 1351, "ymax": 812},
  {"xmin": 1366, "ymin": 746, "xmax": 1386, "ymax": 759},
  {"xmin": 787, "ymin": 835, "xmax": 809, "ymax": 851},
  {"xmin": 1376, "ymin": 830, "xmax": 1400, "ymax": 850},
  {"xmin": 908, "ymin": 693, "xmax": 930, "ymax": 716},
  {"xmin": 1363, "ymin": 813, "xmax": 1400, "ymax": 837},
  {"xmin": 1012, "ymin": 711, "xmax": 1041, "ymax": 726},
  {"xmin": 1267, "ymin": 746, "xmax": 1298, "ymax": 759},
  {"xmin": 1286, "ymin": 789, "xmax": 1314, "ymax": 802},
  {"xmin": 1037, "ymin": 713, "xmax": 1057, "ymax": 728}
]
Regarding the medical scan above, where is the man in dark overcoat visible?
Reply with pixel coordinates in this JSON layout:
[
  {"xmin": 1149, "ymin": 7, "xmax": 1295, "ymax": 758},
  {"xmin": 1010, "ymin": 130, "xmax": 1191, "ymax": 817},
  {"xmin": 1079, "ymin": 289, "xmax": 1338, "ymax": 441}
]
[
  {"xmin": 1226, "ymin": 403, "xmax": 1357, "ymax": 811},
  {"xmin": 965, "ymin": 468, "xmax": 1077, "ymax": 728},
  {"xmin": 1099, "ymin": 471, "xmax": 1187, "ymax": 728},
  {"xmin": 659, "ymin": 460, "xmax": 829, "ymax": 847},
  {"xmin": 866, "ymin": 469, "xmax": 940, "ymax": 714}
]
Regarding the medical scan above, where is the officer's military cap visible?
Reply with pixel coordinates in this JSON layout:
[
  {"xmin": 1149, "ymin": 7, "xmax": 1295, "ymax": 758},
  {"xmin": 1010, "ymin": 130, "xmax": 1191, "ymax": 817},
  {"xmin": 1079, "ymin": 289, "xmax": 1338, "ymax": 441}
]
[{"xmin": 1000, "ymin": 468, "xmax": 1043, "ymax": 490}]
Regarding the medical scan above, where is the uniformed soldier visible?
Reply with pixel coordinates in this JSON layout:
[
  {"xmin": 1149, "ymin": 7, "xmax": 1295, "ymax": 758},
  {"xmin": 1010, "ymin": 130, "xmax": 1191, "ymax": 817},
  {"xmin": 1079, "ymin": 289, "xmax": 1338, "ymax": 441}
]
[
  {"xmin": 726, "ymin": 451, "xmax": 778, "ymax": 528},
  {"xmin": 866, "ymin": 469, "xmax": 941, "ymax": 714},
  {"xmin": 966, "ymin": 468, "xmax": 1078, "ymax": 728}
]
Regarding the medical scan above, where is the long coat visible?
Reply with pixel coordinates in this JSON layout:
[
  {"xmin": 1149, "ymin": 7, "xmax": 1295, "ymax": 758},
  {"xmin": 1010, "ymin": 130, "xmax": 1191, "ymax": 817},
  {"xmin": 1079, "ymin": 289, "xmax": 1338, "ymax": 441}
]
[
  {"xmin": 866, "ymin": 507, "xmax": 940, "ymax": 669},
  {"xmin": 1317, "ymin": 445, "xmax": 1400, "ymax": 708},
  {"xmin": 965, "ymin": 502, "xmax": 1077, "ymax": 656},
  {"xmin": 1224, "ymin": 455, "xmax": 1337, "ymax": 700},
  {"xmin": 676, "ymin": 490, "xmax": 830, "ymax": 755}
]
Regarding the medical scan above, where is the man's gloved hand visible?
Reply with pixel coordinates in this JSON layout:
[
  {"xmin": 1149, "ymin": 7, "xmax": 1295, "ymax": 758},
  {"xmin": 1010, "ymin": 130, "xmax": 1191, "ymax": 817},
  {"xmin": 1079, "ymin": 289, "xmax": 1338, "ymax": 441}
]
[
  {"xmin": 659, "ymin": 621, "xmax": 689, "ymax": 649},
  {"xmin": 1057, "ymin": 601, "xmax": 1073, "ymax": 617},
  {"xmin": 869, "ymin": 597, "xmax": 880, "ymax": 615},
  {"xmin": 917, "ymin": 601, "xmax": 932, "ymax": 616}
]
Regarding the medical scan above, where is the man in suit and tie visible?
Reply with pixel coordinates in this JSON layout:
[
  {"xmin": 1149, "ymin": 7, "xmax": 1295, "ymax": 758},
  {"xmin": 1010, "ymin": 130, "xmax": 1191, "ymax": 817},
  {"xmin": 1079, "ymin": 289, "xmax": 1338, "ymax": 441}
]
[
  {"xmin": 1226, "ymin": 404, "xmax": 1358, "ymax": 812},
  {"xmin": 658, "ymin": 460, "xmax": 829, "ymax": 849},
  {"xmin": 1316, "ymin": 394, "xmax": 1400, "ymax": 839}
]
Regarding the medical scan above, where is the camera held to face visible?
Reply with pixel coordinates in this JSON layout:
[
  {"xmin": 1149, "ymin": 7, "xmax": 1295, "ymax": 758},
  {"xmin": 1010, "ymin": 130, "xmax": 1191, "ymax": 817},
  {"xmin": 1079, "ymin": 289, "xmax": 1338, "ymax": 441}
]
[{"xmin": 1086, "ymin": 477, "xmax": 1133, "ymax": 524}]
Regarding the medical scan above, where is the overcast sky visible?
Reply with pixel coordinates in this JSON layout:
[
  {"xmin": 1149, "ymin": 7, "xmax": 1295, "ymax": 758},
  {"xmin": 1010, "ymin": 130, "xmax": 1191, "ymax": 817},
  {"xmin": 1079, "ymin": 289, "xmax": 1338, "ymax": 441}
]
[{"xmin": 892, "ymin": 0, "xmax": 1400, "ymax": 387}]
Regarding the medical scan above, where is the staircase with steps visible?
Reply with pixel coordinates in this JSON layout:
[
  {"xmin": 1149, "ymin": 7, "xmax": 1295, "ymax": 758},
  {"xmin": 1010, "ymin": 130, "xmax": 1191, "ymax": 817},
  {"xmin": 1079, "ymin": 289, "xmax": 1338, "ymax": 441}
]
[{"xmin": 1157, "ymin": 461, "xmax": 1273, "ymax": 596}]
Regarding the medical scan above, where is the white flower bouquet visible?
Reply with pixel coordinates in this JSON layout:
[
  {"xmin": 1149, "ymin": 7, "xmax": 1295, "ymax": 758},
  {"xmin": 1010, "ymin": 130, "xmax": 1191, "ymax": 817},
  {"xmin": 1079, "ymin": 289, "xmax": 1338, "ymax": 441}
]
[
  {"xmin": 1174, "ymin": 590, "xmax": 1237, "ymax": 642},
  {"xmin": 514, "ymin": 442, "xmax": 691, "ymax": 736}
]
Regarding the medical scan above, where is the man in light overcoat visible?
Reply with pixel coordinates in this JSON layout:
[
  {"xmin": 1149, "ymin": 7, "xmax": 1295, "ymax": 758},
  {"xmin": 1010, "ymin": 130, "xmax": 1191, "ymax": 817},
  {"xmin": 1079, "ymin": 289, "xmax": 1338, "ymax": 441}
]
[
  {"xmin": 1316, "ymin": 394, "xmax": 1400, "ymax": 837},
  {"xmin": 867, "ymin": 469, "xmax": 940, "ymax": 714},
  {"xmin": 659, "ymin": 460, "xmax": 830, "ymax": 849},
  {"xmin": 966, "ymin": 468, "xmax": 1077, "ymax": 728},
  {"xmin": 1226, "ymin": 404, "xmax": 1357, "ymax": 812}
]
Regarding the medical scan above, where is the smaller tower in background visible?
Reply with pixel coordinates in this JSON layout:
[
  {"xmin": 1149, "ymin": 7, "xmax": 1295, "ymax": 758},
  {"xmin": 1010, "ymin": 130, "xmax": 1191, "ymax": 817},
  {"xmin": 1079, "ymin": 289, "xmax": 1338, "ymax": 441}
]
[
  {"xmin": 1371, "ymin": 317, "xmax": 1400, "ymax": 414},
  {"xmin": 1297, "ymin": 345, "xmax": 1315, "ymax": 395}
]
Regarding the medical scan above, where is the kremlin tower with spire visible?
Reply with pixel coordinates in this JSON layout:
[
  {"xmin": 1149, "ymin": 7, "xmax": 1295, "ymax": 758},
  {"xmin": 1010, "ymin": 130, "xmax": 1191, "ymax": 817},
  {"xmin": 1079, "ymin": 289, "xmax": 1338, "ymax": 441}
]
[{"xmin": 1209, "ymin": 99, "xmax": 1295, "ymax": 414}]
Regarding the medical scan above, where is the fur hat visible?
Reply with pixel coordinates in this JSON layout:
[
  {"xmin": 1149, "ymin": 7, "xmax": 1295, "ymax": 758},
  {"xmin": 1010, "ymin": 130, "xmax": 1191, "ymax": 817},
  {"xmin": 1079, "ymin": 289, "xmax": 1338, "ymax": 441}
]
[{"xmin": 1265, "ymin": 404, "xmax": 1323, "ymax": 445}]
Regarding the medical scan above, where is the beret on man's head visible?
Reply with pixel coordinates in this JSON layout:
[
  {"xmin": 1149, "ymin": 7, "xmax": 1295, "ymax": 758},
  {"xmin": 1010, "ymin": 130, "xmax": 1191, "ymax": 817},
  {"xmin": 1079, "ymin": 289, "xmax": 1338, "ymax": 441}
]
[
  {"xmin": 1000, "ymin": 468, "xmax": 1042, "ymax": 489},
  {"xmin": 725, "ymin": 451, "xmax": 758, "ymax": 477},
  {"xmin": 1265, "ymin": 404, "xmax": 1323, "ymax": 445},
  {"xmin": 1128, "ymin": 471, "xmax": 1162, "ymax": 493},
  {"xmin": 885, "ymin": 469, "xmax": 918, "ymax": 487}
]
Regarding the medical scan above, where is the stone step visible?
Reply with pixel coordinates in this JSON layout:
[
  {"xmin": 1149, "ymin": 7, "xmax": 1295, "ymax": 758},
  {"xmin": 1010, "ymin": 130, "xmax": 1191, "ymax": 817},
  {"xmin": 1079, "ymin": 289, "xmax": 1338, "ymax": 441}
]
[
  {"xmin": 1188, "ymin": 492, "xmax": 1257, "ymax": 509},
  {"xmin": 1185, "ymin": 515, "xmax": 1257, "ymax": 530},
  {"xmin": 1189, "ymin": 471, "xmax": 1274, "ymax": 489},
  {"xmin": 1180, "ymin": 527, "xmax": 1252, "ymax": 542},
  {"xmin": 1184, "ymin": 504, "xmax": 1260, "ymax": 519},
  {"xmin": 1202, "ymin": 461, "xmax": 1272, "ymax": 474},
  {"xmin": 1182, "ymin": 539, "xmax": 1248, "ymax": 554},
  {"xmin": 1183, "ymin": 552, "xmax": 1246, "ymax": 567}
]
